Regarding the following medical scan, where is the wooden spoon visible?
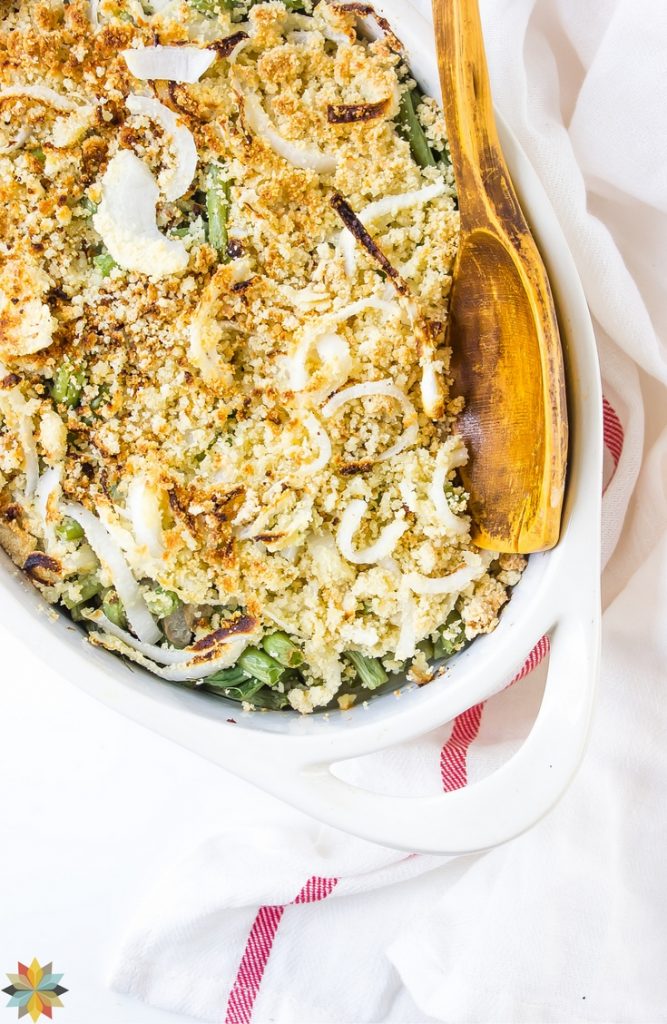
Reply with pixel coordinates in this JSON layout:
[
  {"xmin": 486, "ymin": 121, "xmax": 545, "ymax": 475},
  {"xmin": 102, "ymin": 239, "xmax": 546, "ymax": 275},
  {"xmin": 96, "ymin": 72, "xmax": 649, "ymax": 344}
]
[{"xmin": 433, "ymin": 0, "xmax": 568, "ymax": 552}]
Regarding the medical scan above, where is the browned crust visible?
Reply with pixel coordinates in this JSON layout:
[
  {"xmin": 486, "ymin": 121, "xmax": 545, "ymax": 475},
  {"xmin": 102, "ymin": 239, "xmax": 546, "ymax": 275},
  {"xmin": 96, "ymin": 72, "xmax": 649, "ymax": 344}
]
[
  {"xmin": 210, "ymin": 31, "xmax": 249, "ymax": 59},
  {"xmin": 414, "ymin": 317, "xmax": 445, "ymax": 360},
  {"xmin": 338, "ymin": 459, "xmax": 374, "ymax": 476},
  {"xmin": 327, "ymin": 99, "xmax": 390, "ymax": 124},
  {"xmin": 0, "ymin": 518, "xmax": 34, "ymax": 567},
  {"xmin": 330, "ymin": 192, "xmax": 409, "ymax": 296},
  {"xmin": 168, "ymin": 487, "xmax": 196, "ymax": 532},
  {"xmin": 226, "ymin": 238, "xmax": 245, "ymax": 260},
  {"xmin": 211, "ymin": 486, "xmax": 245, "ymax": 522},
  {"xmin": 1, "ymin": 503, "xmax": 22, "ymax": 523},
  {"xmin": 23, "ymin": 551, "xmax": 61, "ymax": 583},
  {"xmin": 167, "ymin": 81, "xmax": 204, "ymax": 121},
  {"xmin": 231, "ymin": 278, "xmax": 255, "ymax": 293},
  {"xmin": 253, "ymin": 531, "xmax": 286, "ymax": 544},
  {"xmin": 192, "ymin": 613, "xmax": 259, "ymax": 652}
]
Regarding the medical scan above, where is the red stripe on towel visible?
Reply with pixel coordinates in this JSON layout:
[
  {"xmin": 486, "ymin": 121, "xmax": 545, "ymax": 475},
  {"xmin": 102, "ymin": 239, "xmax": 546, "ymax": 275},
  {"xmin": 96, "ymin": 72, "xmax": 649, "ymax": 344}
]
[
  {"xmin": 295, "ymin": 876, "xmax": 338, "ymax": 904},
  {"xmin": 439, "ymin": 636, "xmax": 551, "ymax": 790},
  {"xmin": 603, "ymin": 397, "xmax": 624, "ymax": 469},
  {"xmin": 510, "ymin": 634, "xmax": 551, "ymax": 686},
  {"xmin": 440, "ymin": 702, "xmax": 484, "ymax": 791},
  {"xmin": 225, "ymin": 877, "xmax": 338, "ymax": 1024},
  {"xmin": 225, "ymin": 906, "xmax": 284, "ymax": 1024}
]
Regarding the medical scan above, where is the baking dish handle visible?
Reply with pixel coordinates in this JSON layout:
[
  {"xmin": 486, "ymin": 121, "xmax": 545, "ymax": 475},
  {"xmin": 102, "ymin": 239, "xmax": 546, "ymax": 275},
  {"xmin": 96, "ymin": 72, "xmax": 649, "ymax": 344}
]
[{"xmin": 280, "ymin": 609, "xmax": 599, "ymax": 855}]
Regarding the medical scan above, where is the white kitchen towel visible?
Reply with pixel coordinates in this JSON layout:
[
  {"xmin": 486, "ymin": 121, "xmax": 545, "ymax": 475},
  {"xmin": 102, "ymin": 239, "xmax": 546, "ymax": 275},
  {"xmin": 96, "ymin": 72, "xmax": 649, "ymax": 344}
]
[{"xmin": 111, "ymin": 1, "xmax": 667, "ymax": 1021}]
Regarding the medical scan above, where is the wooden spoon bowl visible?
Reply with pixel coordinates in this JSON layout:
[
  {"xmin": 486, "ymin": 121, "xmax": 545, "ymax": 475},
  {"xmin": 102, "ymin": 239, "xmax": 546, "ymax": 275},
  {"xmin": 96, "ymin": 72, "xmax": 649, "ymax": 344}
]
[{"xmin": 433, "ymin": 0, "xmax": 568, "ymax": 552}]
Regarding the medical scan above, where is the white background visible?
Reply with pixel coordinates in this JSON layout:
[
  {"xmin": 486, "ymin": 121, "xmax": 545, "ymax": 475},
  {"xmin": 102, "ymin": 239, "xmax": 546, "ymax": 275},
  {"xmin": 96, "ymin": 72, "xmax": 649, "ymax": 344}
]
[{"xmin": 0, "ymin": 624, "xmax": 308, "ymax": 1023}]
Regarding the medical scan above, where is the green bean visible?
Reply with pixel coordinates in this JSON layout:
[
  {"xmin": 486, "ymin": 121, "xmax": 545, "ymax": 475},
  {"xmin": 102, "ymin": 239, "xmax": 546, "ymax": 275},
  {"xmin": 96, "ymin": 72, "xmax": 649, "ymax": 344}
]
[
  {"xmin": 30, "ymin": 147, "xmax": 46, "ymax": 166},
  {"xmin": 205, "ymin": 671, "xmax": 265, "ymax": 704},
  {"xmin": 188, "ymin": 0, "xmax": 306, "ymax": 15},
  {"xmin": 205, "ymin": 671, "xmax": 291, "ymax": 709},
  {"xmin": 247, "ymin": 0, "xmax": 306, "ymax": 10},
  {"xmin": 261, "ymin": 631, "xmax": 304, "ymax": 668},
  {"xmin": 62, "ymin": 574, "xmax": 102, "ymax": 610},
  {"xmin": 102, "ymin": 590, "xmax": 127, "ymax": 630},
  {"xmin": 56, "ymin": 516, "xmax": 85, "ymax": 542},
  {"xmin": 188, "ymin": 0, "xmax": 232, "ymax": 14},
  {"xmin": 206, "ymin": 665, "xmax": 250, "ymax": 689},
  {"xmin": 434, "ymin": 611, "xmax": 465, "ymax": 659},
  {"xmin": 93, "ymin": 252, "xmax": 117, "ymax": 277},
  {"xmin": 145, "ymin": 585, "xmax": 182, "ymax": 619},
  {"xmin": 417, "ymin": 637, "xmax": 435, "ymax": 661},
  {"xmin": 346, "ymin": 651, "xmax": 388, "ymax": 691},
  {"xmin": 170, "ymin": 226, "xmax": 191, "ymax": 238},
  {"xmin": 90, "ymin": 385, "xmax": 110, "ymax": 412},
  {"xmin": 80, "ymin": 197, "xmax": 98, "ymax": 216},
  {"xmin": 397, "ymin": 87, "xmax": 436, "ymax": 169},
  {"xmin": 206, "ymin": 164, "xmax": 231, "ymax": 259},
  {"xmin": 51, "ymin": 364, "xmax": 86, "ymax": 408},
  {"xmin": 249, "ymin": 688, "xmax": 291, "ymax": 710},
  {"xmin": 237, "ymin": 647, "xmax": 285, "ymax": 687},
  {"xmin": 159, "ymin": 589, "xmax": 182, "ymax": 617}
]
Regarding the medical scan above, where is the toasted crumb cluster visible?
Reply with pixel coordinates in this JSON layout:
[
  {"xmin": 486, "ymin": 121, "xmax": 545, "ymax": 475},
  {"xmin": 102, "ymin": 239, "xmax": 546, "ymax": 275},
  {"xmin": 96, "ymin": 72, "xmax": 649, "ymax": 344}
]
[{"xmin": 0, "ymin": 0, "xmax": 524, "ymax": 713}]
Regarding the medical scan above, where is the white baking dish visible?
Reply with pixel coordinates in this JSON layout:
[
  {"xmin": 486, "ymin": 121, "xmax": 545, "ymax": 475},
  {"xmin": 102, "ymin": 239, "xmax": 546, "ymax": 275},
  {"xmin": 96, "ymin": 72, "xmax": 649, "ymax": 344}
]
[{"xmin": 0, "ymin": 1, "xmax": 602, "ymax": 855}]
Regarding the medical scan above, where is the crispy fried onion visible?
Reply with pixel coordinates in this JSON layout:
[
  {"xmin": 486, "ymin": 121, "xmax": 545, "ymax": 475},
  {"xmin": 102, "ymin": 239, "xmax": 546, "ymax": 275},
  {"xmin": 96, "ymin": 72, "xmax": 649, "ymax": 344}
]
[
  {"xmin": 126, "ymin": 94, "xmax": 198, "ymax": 202},
  {"xmin": 332, "ymin": 3, "xmax": 404, "ymax": 52},
  {"xmin": 337, "ymin": 499, "xmax": 408, "ymax": 565},
  {"xmin": 24, "ymin": 551, "xmax": 61, "ymax": 584},
  {"xmin": 189, "ymin": 262, "xmax": 250, "ymax": 382},
  {"xmin": 61, "ymin": 502, "xmax": 161, "ymax": 644},
  {"xmin": 284, "ymin": 12, "xmax": 352, "ymax": 48},
  {"xmin": 85, "ymin": 608, "xmax": 259, "ymax": 682},
  {"xmin": 233, "ymin": 72, "xmax": 337, "ymax": 175},
  {"xmin": 123, "ymin": 45, "xmax": 216, "ymax": 84},
  {"xmin": 34, "ymin": 465, "xmax": 62, "ymax": 549},
  {"xmin": 0, "ymin": 126, "xmax": 32, "ymax": 156},
  {"xmin": 405, "ymin": 551, "xmax": 486, "ymax": 595},
  {"xmin": 0, "ymin": 367, "xmax": 38, "ymax": 499},
  {"xmin": 328, "ymin": 295, "xmax": 403, "ymax": 325},
  {"xmin": 300, "ymin": 412, "xmax": 333, "ymax": 475},
  {"xmin": 93, "ymin": 151, "xmax": 188, "ymax": 278},
  {"xmin": 327, "ymin": 99, "xmax": 390, "ymax": 124},
  {"xmin": 287, "ymin": 331, "xmax": 351, "ymax": 392},
  {"xmin": 286, "ymin": 298, "xmax": 403, "ymax": 393},
  {"xmin": 210, "ymin": 31, "xmax": 251, "ymax": 62},
  {"xmin": 0, "ymin": 83, "xmax": 94, "ymax": 115},
  {"xmin": 337, "ymin": 182, "xmax": 448, "ymax": 279},
  {"xmin": 126, "ymin": 474, "xmax": 165, "ymax": 560},
  {"xmin": 414, "ymin": 317, "xmax": 447, "ymax": 420},
  {"xmin": 331, "ymin": 193, "xmax": 408, "ymax": 294},
  {"xmin": 321, "ymin": 379, "xmax": 419, "ymax": 463},
  {"xmin": 429, "ymin": 442, "xmax": 469, "ymax": 535},
  {"xmin": 236, "ymin": 490, "xmax": 315, "ymax": 550},
  {"xmin": 382, "ymin": 556, "xmax": 417, "ymax": 660}
]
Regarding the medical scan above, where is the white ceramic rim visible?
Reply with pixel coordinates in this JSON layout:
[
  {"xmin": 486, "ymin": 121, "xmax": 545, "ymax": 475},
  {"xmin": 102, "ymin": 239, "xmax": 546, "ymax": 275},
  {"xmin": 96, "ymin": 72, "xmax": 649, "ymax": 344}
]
[{"xmin": 0, "ymin": 1, "xmax": 602, "ymax": 855}]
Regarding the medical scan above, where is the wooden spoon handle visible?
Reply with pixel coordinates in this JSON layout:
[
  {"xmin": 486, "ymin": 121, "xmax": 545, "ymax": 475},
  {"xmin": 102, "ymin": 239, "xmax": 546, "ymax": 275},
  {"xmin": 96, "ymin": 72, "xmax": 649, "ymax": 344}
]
[{"xmin": 434, "ymin": 0, "xmax": 523, "ymax": 234}]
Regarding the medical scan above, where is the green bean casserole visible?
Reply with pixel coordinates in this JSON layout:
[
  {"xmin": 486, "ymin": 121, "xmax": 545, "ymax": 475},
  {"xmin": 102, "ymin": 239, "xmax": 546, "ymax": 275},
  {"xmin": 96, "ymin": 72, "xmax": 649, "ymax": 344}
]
[{"xmin": 0, "ymin": 0, "xmax": 525, "ymax": 712}]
